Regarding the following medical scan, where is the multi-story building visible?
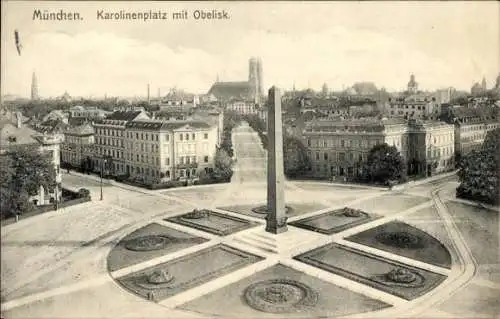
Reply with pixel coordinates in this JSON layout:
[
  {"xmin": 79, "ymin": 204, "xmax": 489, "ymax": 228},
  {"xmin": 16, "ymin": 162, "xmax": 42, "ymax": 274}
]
[
  {"xmin": 303, "ymin": 118, "xmax": 408, "ymax": 178},
  {"xmin": 60, "ymin": 122, "xmax": 95, "ymax": 168},
  {"xmin": 225, "ymin": 98, "xmax": 257, "ymax": 115},
  {"xmin": 92, "ymin": 110, "xmax": 149, "ymax": 175},
  {"xmin": 303, "ymin": 117, "xmax": 454, "ymax": 179},
  {"xmin": 408, "ymin": 120, "xmax": 455, "ymax": 175},
  {"xmin": 69, "ymin": 105, "xmax": 110, "ymax": 120},
  {"xmin": 388, "ymin": 94, "xmax": 440, "ymax": 119},
  {"xmin": 443, "ymin": 106, "xmax": 500, "ymax": 156},
  {"xmin": 123, "ymin": 119, "xmax": 218, "ymax": 184}
]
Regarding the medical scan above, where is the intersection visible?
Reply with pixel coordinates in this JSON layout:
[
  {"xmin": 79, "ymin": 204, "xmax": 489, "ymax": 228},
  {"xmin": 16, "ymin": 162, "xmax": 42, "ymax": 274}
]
[{"xmin": 1, "ymin": 123, "xmax": 498, "ymax": 318}]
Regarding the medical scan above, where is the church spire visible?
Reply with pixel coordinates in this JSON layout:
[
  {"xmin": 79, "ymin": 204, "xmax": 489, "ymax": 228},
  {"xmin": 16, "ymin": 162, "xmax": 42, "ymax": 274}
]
[{"xmin": 31, "ymin": 71, "xmax": 39, "ymax": 100}]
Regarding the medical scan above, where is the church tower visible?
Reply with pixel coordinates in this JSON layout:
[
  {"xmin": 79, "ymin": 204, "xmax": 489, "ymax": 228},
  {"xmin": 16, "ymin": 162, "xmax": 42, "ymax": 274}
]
[
  {"xmin": 31, "ymin": 71, "xmax": 39, "ymax": 100},
  {"xmin": 248, "ymin": 57, "xmax": 263, "ymax": 104},
  {"xmin": 481, "ymin": 76, "xmax": 487, "ymax": 92},
  {"xmin": 407, "ymin": 74, "xmax": 418, "ymax": 94}
]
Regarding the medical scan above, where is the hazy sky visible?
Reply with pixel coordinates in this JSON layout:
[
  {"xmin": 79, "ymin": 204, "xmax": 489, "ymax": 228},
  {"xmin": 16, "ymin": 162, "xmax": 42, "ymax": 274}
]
[{"xmin": 1, "ymin": 1, "xmax": 499, "ymax": 98}]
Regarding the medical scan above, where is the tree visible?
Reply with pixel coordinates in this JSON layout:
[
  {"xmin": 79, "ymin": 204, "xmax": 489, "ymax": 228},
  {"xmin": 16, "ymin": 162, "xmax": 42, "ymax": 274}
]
[
  {"xmin": 366, "ymin": 143, "xmax": 407, "ymax": 184},
  {"xmin": 210, "ymin": 149, "xmax": 234, "ymax": 182},
  {"xmin": 457, "ymin": 128, "xmax": 500, "ymax": 204},
  {"xmin": 0, "ymin": 146, "xmax": 57, "ymax": 218},
  {"xmin": 0, "ymin": 155, "xmax": 15, "ymax": 218},
  {"xmin": 283, "ymin": 136, "xmax": 310, "ymax": 178}
]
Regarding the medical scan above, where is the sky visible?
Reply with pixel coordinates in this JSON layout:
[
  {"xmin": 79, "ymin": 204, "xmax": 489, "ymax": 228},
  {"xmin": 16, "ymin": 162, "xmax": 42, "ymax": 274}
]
[{"xmin": 1, "ymin": 1, "xmax": 499, "ymax": 98}]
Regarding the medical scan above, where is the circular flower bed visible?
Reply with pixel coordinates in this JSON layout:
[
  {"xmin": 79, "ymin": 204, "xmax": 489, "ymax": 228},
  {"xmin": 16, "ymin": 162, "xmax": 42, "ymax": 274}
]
[
  {"xmin": 376, "ymin": 231, "xmax": 425, "ymax": 249},
  {"xmin": 137, "ymin": 268, "xmax": 176, "ymax": 290},
  {"xmin": 244, "ymin": 279, "xmax": 318, "ymax": 313},
  {"xmin": 372, "ymin": 267, "xmax": 425, "ymax": 288},
  {"xmin": 342, "ymin": 207, "xmax": 365, "ymax": 218},
  {"xmin": 124, "ymin": 235, "xmax": 172, "ymax": 251},
  {"xmin": 182, "ymin": 209, "xmax": 211, "ymax": 219}
]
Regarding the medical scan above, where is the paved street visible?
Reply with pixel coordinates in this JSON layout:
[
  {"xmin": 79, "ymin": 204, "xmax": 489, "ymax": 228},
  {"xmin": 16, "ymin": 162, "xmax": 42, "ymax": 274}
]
[{"xmin": 1, "ymin": 123, "xmax": 498, "ymax": 318}]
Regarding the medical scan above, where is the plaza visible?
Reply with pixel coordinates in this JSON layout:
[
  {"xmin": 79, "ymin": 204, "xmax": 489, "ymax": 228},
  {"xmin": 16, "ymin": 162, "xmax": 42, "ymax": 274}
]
[{"xmin": 1, "ymin": 121, "xmax": 499, "ymax": 318}]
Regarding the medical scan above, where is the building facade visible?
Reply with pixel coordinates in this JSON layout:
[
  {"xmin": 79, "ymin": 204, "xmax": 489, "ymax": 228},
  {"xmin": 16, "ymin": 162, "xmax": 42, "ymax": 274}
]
[
  {"xmin": 123, "ymin": 120, "xmax": 218, "ymax": 184},
  {"xmin": 303, "ymin": 118, "xmax": 455, "ymax": 180},
  {"xmin": 92, "ymin": 110, "xmax": 150, "ymax": 175},
  {"xmin": 444, "ymin": 107, "xmax": 500, "ymax": 156},
  {"xmin": 225, "ymin": 99, "xmax": 258, "ymax": 115},
  {"xmin": 388, "ymin": 94, "xmax": 440, "ymax": 119},
  {"xmin": 60, "ymin": 123, "xmax": 95, "ymax": 168},
  {"xmin": 69, "ymin": 105, "xmax": 110, "ymax": 120}
]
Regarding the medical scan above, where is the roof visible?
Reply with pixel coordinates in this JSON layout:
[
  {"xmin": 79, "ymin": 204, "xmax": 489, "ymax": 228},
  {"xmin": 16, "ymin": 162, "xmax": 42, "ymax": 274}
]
[
  {"xmin": 65, "ymin": 123, "xmax": 95, "ymax": 136},
  {"xmin": 126, "ymin": 120, "xmax": 212, "ymax": 131},
  {"xmin": 207, "ymin": 81, "xmax": 250, "ymax": 101},
  {"xmin": 0, "ymin": 122, "xmax": 39, "ymax": 148},
  {"xmin": 105, "ymin": 110, "xmax": 143, "ymax": 121},
  {"xmin": 305, "ymin": 117, "xmax": 407, "ymax": 132}
]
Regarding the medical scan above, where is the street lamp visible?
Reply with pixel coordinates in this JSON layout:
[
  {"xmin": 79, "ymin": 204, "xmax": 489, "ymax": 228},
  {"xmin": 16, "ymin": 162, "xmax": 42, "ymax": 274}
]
[
  {"xmin": 100, "ymin": 158, "xmax": 107, "ymax": 201},
  {"xmin": 55, "ymin": 172, "xmax": 61, "ymax": 210}
]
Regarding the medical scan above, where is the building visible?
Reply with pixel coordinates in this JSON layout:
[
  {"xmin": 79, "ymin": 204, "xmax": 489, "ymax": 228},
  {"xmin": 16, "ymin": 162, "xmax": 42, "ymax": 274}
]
[
  {"xmin": 31, "ymin": 72, "xmax": 39, "ymax": 100},
  {"xmin": 225, "ymin": 98, "xmax": 258, "ymax": 115},
  {"xmin": 434, "ymin": 87, "xmax": 455, "ymax": 104},
  {"xmin": 302, "ymin": 117, "xmax": 455, "ymax": 180},
  {"xmin": 60, "ymin": 122, "xmax": 95, "ymax": 169},
  {"xmin": 43, "ymin": 110, "xmax": 69, "ymax": 124},
  {"xmin": 92, "ymin": 109, "xmax": 150, "ymax": 175},
  {"xmin": 69, "ymin": 105, "xmax": 110, "ymax": 120},
  {"xmin": 388, "ymin": 94, "xmax": 439, "ymax": 119},
  {"xmin": 0, "ymin": 110, "xmax": 62, "ymax": 206},
  {"xmin": 407, "ymin": 120, "xmax": 455, "ymax": 176},
  {"xmin": 303, "ymin": 118, "xmax": 407, "ymax": 179},
  {"xmin": 407, "ymin": 74, "xmax": 418, "ymax": 94},
  {"xmin": 207, "ymin": 57, "xmax": 264, "ymax": 104},
  {"xmin": 443, "ymin": 106, "xmax": 500, "ymax": 156},
  {"xmin": 123, "ymin": 119, "xmax": 218, "ymax": 184}
]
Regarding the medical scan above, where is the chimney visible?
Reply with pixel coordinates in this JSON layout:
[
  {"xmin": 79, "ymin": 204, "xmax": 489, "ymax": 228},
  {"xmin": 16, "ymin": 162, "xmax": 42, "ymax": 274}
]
[{"xmin": 16, "ymin": 112, "xmax": 22, "ymax": 128}]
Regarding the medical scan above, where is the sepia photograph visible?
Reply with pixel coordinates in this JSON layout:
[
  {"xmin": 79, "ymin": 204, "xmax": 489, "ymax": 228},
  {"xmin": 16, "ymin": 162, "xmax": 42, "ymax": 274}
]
[{"xmin": 1, "ymin": 1, "xmax": 499, "ymax": 318}]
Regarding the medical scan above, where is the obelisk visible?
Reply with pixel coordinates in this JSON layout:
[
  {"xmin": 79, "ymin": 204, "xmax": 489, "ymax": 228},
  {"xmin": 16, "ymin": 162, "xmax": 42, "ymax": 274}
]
[{"xmin": 265, "ymin": 86, "xmax": 287, "ymax": 234}]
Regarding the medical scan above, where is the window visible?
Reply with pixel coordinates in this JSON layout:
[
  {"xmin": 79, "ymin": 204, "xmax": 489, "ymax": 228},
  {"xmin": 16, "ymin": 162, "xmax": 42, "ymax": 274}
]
[
  {"xmin": 307, "ymin": 139, "xmax": 311, "ymax": 147},
  {"xmin": 204, "ymin": 156, "xmax": 209, "ymax": 163},
  {"xmin": 204, "ymin": 133, "xmax": 208, "ymax": 139},
  {"xmin": 166, "ymin": 158, "xmax": 170, "ymax": 165},
  {"xmin": 341, "ymin": 140, "xmax": 345, "ymax": 147},
  {"xmin": 186, "ymin": 133, "xmax": 189, "ymax": 140},
  {"xmin": 156, "ymin": 135, "xmax": 159, "ymax": 141},
  {"xmin": 180, "ymin": 134, "xmax": 183, "ymax": 141},
  {"xmin": 166, "ymin": 134, "xmax": 170, "ymax": 141},
  {"xmin": 192, "ymin": 133, "xmax": 195, "ymax": 140},
  {"xmin": 315, "ymin": 152, "xmax": 320, "ymax": 160},
  {"xmin": 136, "ymin": 154, "xmax": 139, "ymax": 161},
  {"xmin": 324, "ymin": 153, "xmax": 328, "ymax": 160},
  {"xmin": 141, "ymin": 154, "xmax": 144, "ymax": 162},
  {"xmin": 136, "ymin": 133, "xmax": 139, "ymax": 139},
  {"xmin": 323, "ymin": 140, "xmax": 327, "ymax": 147}
]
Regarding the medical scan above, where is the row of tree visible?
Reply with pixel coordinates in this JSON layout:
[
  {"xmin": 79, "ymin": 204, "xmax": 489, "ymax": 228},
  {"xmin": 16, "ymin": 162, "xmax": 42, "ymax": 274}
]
[{"xmin": 0, "ymin": 147, "xmax": 57, "ymax": 219}]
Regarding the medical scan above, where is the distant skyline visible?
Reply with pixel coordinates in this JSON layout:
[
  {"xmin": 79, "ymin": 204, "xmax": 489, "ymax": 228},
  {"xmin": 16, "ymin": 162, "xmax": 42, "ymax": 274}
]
[{"xmin": 2, "ymin": 1, "xmax": 499, "ymax": 98}]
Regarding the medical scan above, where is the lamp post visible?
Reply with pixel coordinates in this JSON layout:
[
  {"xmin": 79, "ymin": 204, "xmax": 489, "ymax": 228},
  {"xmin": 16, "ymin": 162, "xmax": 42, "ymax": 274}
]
[
  {"xmin": 55, "ymin": 173, "xmax": 61, "ymax": 211},
  {"xmin": 100, "ymin": 158, "xmax": 107, "ymax": 201}
]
